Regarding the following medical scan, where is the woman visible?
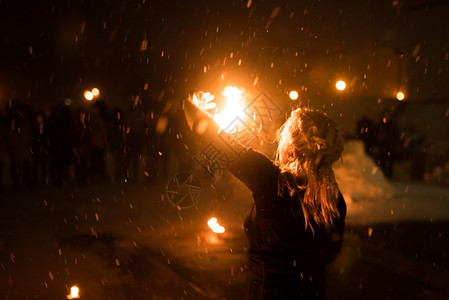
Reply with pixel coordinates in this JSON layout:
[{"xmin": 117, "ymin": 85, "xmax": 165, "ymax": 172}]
[{"xmin": 184, "ymin": 97, "xmax": 346, "ymax": 299}]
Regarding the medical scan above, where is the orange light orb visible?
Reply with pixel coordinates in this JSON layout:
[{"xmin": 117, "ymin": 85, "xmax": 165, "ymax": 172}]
[
  {"xmin": 396, "ymin": 91, "xmax": 405, "ymax": 101},
  {"xmin": 84, "ymin": 91, "xmax": 94, "ymax": 101},
  {"xmin": 336, "ymin": 80, "xmax": 346, "ymax": 91},
  {"xmin": 92, "ymin": 88, "xmax": 100, "ymax": 97},
  {"xmin": 289, "ymin": 90, "xmax": 299, "ymax": 100}
]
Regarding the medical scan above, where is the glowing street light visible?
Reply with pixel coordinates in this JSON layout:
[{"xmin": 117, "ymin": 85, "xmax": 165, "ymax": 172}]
[
  {"xmin": 91, "ymin": 88, "xmax": 100, "ymax": 97},
  {"xmin": 336, "ymin": 80, "xmax": 346, "ymax": 91},
  {"xmin": 289, "ymin": 90, "xmax": 299, "ymax": 100},
  {"xmin": 396, "ymin": 91, "xmax": 405, "ymax": 101},
  {"xmin": 84, "ymin": 90, "xmax": 94, "ymax": 101}
]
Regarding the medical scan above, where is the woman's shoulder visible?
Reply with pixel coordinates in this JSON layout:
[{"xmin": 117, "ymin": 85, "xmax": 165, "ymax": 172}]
[
  {"xmin": 231, "ymin": 148, "xmax": 278, "ymax": 174},
  {"xmin": 230, "ymin": 148, "xmax": 280, "ymax": 193}
]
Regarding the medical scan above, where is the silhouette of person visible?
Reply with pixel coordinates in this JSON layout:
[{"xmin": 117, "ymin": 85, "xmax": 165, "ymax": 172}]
[
  {"xmin": 355, "ymin": 112, "xmax": 375, "ymax": 155},
  {"xmin": 108, "ymin": 108, "xmax": 126, "ymax": 182},
  {"xmin": 372, "ymin": 110, "xmax": 400, "ymax": 178},
  {"xmin": 47, "ymin": 105, "xmax": 74, "ymax": 186},
  {"xmin": 7, "ymin": 101, "xmax": 33, "ymax": 191},
  {"xmin": 0, "ymin": 110, "xmax": 7, "ymax": 192},
  {"xmin": 184, "ymin": 96, "xmax": 346, "ymax": 300}
]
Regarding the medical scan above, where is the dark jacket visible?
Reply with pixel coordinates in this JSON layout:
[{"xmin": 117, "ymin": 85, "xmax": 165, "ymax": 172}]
[{"xmin": 230, "ymin": 149, "xmax": 346, "ymax": 300}]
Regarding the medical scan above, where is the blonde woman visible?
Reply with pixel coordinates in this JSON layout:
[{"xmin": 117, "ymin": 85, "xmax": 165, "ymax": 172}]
[{"xmin": 184, "ymin": 98, "xmax": 346, "ymax": 300}]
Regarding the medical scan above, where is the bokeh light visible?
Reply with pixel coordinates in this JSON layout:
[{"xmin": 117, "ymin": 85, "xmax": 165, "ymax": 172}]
[
  {"xmin": 336, "ymin": 80, "xmax": 346, "ymax": 91},
  {"xmin": 84, "ymin": 90, "xmax": 94, "ymax": 101},
  {"xmin": 92, "ymin": 88, "xmax": 100, "ymax": 97},
  {"xmin": 289, "ymin": 90, "xmax": 299, "ymax": 100},
  {"xmin": 396, "ymin": 91, "xmax": 405, "ymax": 101}
]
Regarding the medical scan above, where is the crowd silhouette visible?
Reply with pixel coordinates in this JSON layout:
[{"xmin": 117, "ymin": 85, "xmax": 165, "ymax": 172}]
[
  {"xmin": 0, "ymin": 99, "xmax": 190, "ymax": 193},
  {"xmin": 355, "ymin": 110, "xmax": 401, "ymax": 179},
  {"xmin": 2, "ymin": 100, "xmax": 435, "ymax": 193}
]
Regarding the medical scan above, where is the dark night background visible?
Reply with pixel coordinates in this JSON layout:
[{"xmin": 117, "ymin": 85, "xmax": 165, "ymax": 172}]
[
  {"xmin": 0, "ymin": 0, "xmax": 449, "ymax": 299},
  {"xmin": 1, "ymin": 0, "xmax": 448, "ymax": 104},
  {"xmin": 1, "ymin": 0, "xmax": 448, "ymax": 153}
]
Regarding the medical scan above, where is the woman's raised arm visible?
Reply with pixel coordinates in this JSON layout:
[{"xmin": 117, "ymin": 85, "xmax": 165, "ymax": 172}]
[{"xmin": 183, "ymin": 94, "xmax": 247, "ymax": 163}]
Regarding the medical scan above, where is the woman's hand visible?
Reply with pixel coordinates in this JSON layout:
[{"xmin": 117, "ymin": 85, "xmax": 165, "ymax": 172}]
[
  {"xmin": 183, "ymin": 93, "xmax": 218, "ymax": 134},
  {"xmin": 183, "ymin": 94, "xmax": 247, "ymax": 160},
  {"xmin": 190, "ymin": 92, "xmax": 217, "ymax": 116}
]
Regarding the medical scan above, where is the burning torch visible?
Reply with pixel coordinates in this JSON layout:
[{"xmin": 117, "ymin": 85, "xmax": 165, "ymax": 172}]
[
  {"xmin": 183, "ymin": 86, "xmax": 248, "ymax": 160},
  {"xmin": 184, "ymin": 86, "xmax": 248, "ymax": 244}
]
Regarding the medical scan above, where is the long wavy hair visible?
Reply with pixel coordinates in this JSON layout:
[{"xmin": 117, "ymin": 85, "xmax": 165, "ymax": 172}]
[{"xmin": 275, "ymin": 107, "xmax": 344, "ymax": 232}]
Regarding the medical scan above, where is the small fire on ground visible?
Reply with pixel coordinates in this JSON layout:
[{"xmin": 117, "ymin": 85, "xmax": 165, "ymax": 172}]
[
  {"xmin": 67, "ymin": 285, "xmax": 80, "ymax": 299},
  {"xmin": 208, "ymin": 217, "xmax": 225, "ymax": 233}
]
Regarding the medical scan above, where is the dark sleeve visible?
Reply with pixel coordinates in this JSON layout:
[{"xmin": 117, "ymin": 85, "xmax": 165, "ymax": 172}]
[
  {"xmin": 322, "ymin": 192, "xmax": 347, "ymax": 264},
  {"xmin": 229, "ymin": 148, "xmax": 280, "ymax": 198}
]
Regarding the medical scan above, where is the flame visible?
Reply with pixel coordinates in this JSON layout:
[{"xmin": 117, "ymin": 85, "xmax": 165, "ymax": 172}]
[
  {"xmin": 191, "ymin": 92, "xmax": 216, "ymax": 112},
  {"xmin": 213, "ymin": 86, "xmax": 245, "ymax": 130},
  {"xmin": 208, "ymin": 217, "xmax": 225, "ymax": 233},
  {"xmin": 67, "ymin": 285, "xmax": 80, "ymax": 299}
]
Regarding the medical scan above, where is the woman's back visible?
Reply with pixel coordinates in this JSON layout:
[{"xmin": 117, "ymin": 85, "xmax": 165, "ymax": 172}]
[{"xmin": 231, "ymin": 148, "xmax": 346, "ymax": 299}]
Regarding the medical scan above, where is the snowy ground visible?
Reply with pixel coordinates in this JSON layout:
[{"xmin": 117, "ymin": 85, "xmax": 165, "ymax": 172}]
[{"xmin": 1, "ymin": 141, "xmax": 448, "ymax": 299}]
